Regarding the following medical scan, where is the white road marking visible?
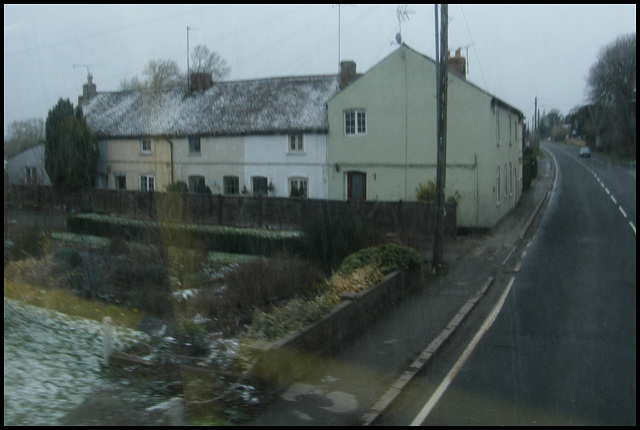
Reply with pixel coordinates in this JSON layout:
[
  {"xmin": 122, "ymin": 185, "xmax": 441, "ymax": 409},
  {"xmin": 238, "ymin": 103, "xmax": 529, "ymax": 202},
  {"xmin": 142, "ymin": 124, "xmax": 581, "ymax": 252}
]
[
  {"xmin": 610, "ymin": 195, "xmax": 617, "ymax": 204},
  {"xmin": 410, "ymin": 277, "xmax": 516, "ymax": 426},
  {"xmin": 619, "ymin": 206, "xmax": 627, "ymax": 218}
]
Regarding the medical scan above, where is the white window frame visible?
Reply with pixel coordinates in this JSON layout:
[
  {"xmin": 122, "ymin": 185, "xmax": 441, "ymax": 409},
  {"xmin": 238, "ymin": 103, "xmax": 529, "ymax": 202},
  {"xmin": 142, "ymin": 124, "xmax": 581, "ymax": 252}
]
[
  {"xmin": 288, "ymin": 177, "xmax": 308, "ymax": 198},
  {"xmin": 139, "ymin": 174, "xmax": 155, "ymax": 192},
  {"xmin": 288, "ymin": 134, "xmax": 304, "ymax": 153},
  {"xmin": 140, "ymin": 138, "xmax": 152, "ymax": 154},
  {"xmin": 344, "ymin": 110, "xmax": 366, "ymax": 136}
]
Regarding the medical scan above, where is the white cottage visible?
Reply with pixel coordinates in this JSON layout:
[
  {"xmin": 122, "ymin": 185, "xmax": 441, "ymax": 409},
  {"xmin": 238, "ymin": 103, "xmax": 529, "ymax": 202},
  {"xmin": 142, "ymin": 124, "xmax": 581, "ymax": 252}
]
[{"xmin": 81, "ymin": 73, "xmax": 340, "ymax": 198}]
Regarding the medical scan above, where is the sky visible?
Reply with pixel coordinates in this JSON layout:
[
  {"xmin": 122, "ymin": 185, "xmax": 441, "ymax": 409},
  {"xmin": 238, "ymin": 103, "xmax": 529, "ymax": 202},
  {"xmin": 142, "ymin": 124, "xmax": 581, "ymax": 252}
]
[{"xmin": 3, "ymin": 4, "xmax": 637, "ymax": 137}]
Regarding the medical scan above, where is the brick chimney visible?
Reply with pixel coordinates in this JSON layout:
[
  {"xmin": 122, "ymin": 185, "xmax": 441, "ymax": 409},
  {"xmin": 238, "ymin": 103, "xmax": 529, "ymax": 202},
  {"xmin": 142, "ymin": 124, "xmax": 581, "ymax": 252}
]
[
  {"xmin": 339, "ymin": 61, "xmax": 357, "ymax": 89},
  {"xmin": 78, "ymin": 74, "xmax": 97, "ymax": 105},
  {"xmin": 190, "ymin": 72, "xmax": 213, "ymax": 92},
  {"xmin": 447, "ymin": 49, "xmax": 466, "ymax": 80}
]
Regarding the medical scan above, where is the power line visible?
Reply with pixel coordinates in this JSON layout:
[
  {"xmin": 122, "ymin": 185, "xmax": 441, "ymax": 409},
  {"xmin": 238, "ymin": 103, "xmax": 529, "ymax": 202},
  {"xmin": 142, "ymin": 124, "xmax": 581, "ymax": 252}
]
[{"xmin": 458, "ymin": 5, "xmax": 488, "ymax": 92}]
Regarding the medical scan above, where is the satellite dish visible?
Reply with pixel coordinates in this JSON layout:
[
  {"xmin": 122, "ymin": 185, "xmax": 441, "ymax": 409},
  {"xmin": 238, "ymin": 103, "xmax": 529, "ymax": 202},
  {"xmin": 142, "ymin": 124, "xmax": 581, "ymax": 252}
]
[{"xmin": 395, "ymin": 33, "xmax": 402, "ymax": 44}]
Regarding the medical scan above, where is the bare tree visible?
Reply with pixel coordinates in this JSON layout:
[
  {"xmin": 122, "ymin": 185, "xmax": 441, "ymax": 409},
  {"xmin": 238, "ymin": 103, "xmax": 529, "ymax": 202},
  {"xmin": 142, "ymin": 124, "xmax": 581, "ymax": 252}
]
[
  {"xmin": 190, "ymin": 45, "xmax": 230, "ymax": 81},
  {"xmin": 4, "ymin": 118, "xmax": 45, "ymax": 159},
  {"xmin": 586, "ymin": 33, "xmax": 636, "ymax": 156},
  {"xmin": 120, "ymin": 59, "xmax": 185, "ymax": 90}
]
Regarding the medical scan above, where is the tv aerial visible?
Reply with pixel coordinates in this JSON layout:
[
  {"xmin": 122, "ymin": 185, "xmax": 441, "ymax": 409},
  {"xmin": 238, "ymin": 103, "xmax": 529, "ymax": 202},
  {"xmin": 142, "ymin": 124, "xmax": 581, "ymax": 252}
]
[{"xmin": 395, "ymin": 4, "xmax": 415, "ymax": 45}]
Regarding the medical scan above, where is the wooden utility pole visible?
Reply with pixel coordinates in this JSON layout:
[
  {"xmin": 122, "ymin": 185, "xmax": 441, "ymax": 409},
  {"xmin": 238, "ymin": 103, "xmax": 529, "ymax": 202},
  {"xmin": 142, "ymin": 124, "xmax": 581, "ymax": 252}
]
[{"xmin": 433, "ymin": 4, "xmax": 448, "ymax": 275}]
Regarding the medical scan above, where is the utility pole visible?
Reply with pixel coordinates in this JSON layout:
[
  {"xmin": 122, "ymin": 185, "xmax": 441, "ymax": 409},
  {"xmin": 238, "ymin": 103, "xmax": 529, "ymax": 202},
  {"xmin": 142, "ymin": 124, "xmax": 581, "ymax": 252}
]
[{"xmin": 433, "ymin": 4, "xmax": 448, "ymax": 275}]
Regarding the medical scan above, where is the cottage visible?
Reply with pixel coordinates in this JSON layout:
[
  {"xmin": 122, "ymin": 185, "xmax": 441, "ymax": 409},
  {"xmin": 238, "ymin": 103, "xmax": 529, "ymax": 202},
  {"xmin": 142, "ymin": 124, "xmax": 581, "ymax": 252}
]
[
  {"xmin": 5, "ymin": 143, "xmax": 51, "ymax": 186},
  {"xmin": 327, "ymin": 44, "xmax": 524, "ymax": 229},
  {"xmin": 80, "ymin": 73, "xmax": 340, "ymax": 198}
]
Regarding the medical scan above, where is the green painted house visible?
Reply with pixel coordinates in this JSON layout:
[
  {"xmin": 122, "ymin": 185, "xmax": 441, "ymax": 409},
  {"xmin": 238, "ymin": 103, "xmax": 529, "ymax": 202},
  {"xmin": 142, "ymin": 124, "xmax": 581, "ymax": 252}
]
[{"xmin": 327, "ymin": 44, "xmax": 524, "ymax": 229}]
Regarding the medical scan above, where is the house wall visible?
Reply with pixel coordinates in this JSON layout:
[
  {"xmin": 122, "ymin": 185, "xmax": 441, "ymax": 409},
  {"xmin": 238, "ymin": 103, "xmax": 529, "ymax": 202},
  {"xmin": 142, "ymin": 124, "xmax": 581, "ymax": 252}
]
[
  {"xmin": 172, "ymin": 135, "xmax": 245, "ymax": 195},
  {"xmin": 105, "ymin": 138, "xmax": 171, "ymax": 191},
  {"xmin": 328, "ymin": 46, "xmax": 523, "ymax": 229},
  {"xmin": 5, "ymin": 144, "xmax": 51, "ymax": 186},
  {"xmin": 244, "ymin": 133, "xmax": 328, "ymax": 199}
]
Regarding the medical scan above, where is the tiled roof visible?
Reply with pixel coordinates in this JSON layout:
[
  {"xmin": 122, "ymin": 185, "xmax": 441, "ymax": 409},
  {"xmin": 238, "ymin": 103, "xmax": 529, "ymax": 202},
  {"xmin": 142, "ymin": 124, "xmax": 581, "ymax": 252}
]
[{"xmin": 82, "ymin": 75, "xmax": 340, "ymax": 138}]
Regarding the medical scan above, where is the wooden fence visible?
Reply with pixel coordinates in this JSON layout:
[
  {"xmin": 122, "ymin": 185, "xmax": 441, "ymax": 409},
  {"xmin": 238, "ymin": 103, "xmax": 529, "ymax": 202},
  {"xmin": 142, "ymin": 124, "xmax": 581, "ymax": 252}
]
[{"xmin": 6, "ymin": 185, "xmax": 456, "ymax": 237}]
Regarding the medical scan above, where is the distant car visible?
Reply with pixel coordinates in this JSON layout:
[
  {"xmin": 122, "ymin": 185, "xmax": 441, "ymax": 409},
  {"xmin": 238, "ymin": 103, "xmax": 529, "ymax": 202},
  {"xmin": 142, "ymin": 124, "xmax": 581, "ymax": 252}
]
[{"xmin": 579, "ymin": 146, "xmax": 591, "ymax": 158}]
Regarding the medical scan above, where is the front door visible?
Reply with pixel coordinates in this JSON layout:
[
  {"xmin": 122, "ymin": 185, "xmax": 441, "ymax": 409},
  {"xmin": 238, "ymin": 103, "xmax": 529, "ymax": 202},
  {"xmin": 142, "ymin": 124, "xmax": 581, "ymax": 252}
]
[{"xmin": 346, "ymin": 171, "xmax": 366, "ymax": 201}]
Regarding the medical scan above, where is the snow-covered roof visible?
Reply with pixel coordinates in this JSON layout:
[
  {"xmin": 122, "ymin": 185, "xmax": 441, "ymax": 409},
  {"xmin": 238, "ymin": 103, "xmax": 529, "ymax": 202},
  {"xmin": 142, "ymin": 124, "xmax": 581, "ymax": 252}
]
[{"xmin": 82, "ymin": 75, "xmax": 340, "ymax": 138}]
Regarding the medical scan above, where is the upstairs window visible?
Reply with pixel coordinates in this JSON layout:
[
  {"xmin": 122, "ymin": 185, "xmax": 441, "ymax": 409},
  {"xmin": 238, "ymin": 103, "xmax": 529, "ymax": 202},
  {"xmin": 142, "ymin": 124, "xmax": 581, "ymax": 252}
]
[
  {"xmin": 189, "ymin": 136, "xmax": 201, "ymax": 154},
  {"xmin": 344, "ymin": 110, "xmax": 366, "ymax": 135},
  {"xmin": 140, "ymin": 138, "xmax": 151, "ymax": 154},
  {"xmin": 289, "ymin": 134, "xmax": 304, "ymax": 153}
]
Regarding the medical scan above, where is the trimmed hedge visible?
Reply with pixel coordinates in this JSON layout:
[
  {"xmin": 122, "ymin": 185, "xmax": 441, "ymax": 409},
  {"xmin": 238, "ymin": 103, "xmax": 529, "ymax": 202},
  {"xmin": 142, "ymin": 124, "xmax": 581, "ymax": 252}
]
[
  {"xmin": 66, "ymin": 213, "xmax": 303, "ymax": 256},
  {"xmin": 337, "ymin": 243, "xmax": 423, "ymax": 276}
]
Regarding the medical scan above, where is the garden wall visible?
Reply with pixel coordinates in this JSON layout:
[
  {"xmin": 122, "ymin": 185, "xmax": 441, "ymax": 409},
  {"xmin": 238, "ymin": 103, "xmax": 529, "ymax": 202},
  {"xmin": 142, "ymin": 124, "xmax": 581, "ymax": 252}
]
[
  {"xmin": 246, "ymin": 267, "xmax": 422, "ymax": 388},
  {"xmin": 6, "ymin": 185, "xmax": 456, "ymax": 237}
]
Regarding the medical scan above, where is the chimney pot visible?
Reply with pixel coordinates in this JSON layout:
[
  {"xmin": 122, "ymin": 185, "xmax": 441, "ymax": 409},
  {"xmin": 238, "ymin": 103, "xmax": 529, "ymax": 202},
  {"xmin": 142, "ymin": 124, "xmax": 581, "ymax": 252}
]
[{"xmin": 190, "ymin": 72, "xmax": 213, "ymax": 92}]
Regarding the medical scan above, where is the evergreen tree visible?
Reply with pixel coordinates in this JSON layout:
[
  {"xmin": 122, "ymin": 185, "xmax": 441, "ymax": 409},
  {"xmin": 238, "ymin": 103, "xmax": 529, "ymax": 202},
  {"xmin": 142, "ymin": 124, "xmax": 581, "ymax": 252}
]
[{"xmin": 45, "ymin": 98, "xmax": 98, "ymax": 190}]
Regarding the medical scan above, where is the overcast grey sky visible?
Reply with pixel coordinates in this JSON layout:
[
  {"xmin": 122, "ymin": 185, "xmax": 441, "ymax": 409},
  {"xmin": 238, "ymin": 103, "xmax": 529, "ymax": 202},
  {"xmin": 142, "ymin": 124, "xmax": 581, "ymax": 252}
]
[{"xmin": 3, "ymin": 4, "xmax": 636, "ymax": 137}]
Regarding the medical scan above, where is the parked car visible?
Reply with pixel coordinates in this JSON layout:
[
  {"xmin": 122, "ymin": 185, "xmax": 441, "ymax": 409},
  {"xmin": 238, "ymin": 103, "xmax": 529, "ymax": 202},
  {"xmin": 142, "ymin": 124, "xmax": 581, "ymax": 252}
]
[{"xmin": 579, "ymin": 146, "xmax": 591, "ymax": 158}]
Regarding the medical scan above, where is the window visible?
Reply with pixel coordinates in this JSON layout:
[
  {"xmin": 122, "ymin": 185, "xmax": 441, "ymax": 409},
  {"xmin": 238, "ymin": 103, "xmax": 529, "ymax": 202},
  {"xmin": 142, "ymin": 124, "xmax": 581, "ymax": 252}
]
[
  {"xmin": 504, "ymin": 164, "xmax": 508, "ymax": 198},
  {"xmin": 140, "ymin": 138, "xmax": 151, "ymax": 154},
  {"xmin": 496, "ymin": 167, "xmax": 501, "ymax": 205},
  {"xmin": 509, "ymin": 114, "xmax": 512, "ymax": 145},
  {"xmin": 289, "ymin": 177, "xmax": 308, "ymax": 198},
  {"xmin": 495, "ymin": 111, "xmax": 500, "ymax": 146},
  {"xmin": 289, "ymin": 134, "xmax": 304, "ymax": 153},
  {"xmin": 344, "ymin": 110, "xmax": 366, "ymax": 135},
  {"xmin": 509, "ymin": 162, "xmax": 513, "ymax": 195},
  {"xmin": 252, "ymin": 176, "xmax": 268, "ymax": 196},
  {"xmin": 139, "ymin": 175, "xmax": 155, "ymax": 192},
  {"xmin": 189, "ymin": 136, "xmax": 201, "ymax": 154},
  {"xmin": 188, "ymin": 175, "xmax": 206, "ymax": 193},
  {"xmin": 115, "ymin": 174, "xmax": 126, "ymax": 190},
  {"xmin": 224, "ymin": 176, "xmax": 239, "ymax": 195},
  {"xmin": 25, "ymin": 167, "xmax": 37, "ymax": 185}
]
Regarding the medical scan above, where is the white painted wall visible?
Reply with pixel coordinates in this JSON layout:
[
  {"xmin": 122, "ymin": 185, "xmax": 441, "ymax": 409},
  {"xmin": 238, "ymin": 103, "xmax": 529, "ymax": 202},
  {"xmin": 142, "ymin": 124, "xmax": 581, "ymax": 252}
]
[{"xmin": 244, "ymin": 133, "xmax": 328, "ymax": 199}]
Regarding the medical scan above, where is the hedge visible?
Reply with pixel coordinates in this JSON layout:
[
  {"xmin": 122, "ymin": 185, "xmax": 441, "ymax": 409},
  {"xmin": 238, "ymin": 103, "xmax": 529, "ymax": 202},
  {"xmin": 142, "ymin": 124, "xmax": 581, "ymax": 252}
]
[{"xmin": 66, "ymin": 213, "xmax": 303, "ymax": 256}]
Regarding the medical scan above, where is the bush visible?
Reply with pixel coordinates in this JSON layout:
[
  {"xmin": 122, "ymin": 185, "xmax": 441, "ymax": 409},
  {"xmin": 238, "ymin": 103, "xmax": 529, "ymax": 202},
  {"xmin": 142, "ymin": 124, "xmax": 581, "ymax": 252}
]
[
  {"xmin": 337, "ymin": 243, "xmax": 423, "ymax": 276},
  {"xmin": 245, "ymin": 294, "xmax": 336, "ymax": 342},
  {"xmin": 53, "ymin": 247, "xmax": 82, "ymax": 270},
  {"xmin": 328, "ymin": 264, "xmax": 384, "ymax": 296},
  {"xmin": 213, "ymin": 255, "xmax": 323, "ymax": 332},
  {"xmin": 416, "ymin": 180, "xmax": 437, "ymax": 202}
]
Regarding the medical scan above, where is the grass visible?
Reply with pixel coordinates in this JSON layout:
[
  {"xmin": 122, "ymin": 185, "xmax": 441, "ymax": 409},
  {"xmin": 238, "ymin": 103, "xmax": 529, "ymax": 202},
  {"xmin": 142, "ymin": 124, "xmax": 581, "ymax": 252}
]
[{"xmin": 4, "ymin": 279, "xmax": 144, "ymax": 330}]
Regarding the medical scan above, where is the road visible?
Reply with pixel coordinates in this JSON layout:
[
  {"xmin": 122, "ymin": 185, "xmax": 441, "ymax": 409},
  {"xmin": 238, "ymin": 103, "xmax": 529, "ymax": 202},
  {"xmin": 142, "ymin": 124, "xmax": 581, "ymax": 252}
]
[{"xmin": 379, "ymin": 142, "xmax": 636, "ymax": 425}]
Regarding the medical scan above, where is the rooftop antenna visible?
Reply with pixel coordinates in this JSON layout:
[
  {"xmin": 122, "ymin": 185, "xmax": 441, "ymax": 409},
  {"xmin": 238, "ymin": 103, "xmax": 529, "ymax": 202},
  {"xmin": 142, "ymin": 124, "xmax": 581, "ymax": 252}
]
[
  {"xmin": 73, "ymin": 63, "xmax": 96, "ymax": 80},
  {"xmin": 395, "ymin": 4, "xmax": 415, "ymax": 45},
  {"xmin": 333, "ymin": 4, "xmax": 355, "ymax": 73}
]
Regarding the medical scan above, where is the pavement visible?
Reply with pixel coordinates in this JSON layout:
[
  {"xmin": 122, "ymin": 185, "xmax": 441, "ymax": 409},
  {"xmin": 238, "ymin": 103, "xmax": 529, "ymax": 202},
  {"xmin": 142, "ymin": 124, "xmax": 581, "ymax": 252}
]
[{"xmin": 247, "ymin": 152, "xmax": 556, "ymax": 426}]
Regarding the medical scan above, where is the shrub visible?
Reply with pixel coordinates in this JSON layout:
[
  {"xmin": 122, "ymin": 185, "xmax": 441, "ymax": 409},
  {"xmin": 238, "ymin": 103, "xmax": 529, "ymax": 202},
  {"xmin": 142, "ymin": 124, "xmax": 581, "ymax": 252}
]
[
  {"xmin": 337, "ymin": 243, "xmax": 423, "ymax": 276},
  {"xmin": 214, "ymin": 255, "xmax": 323, "ymax": 331},
  {"xmin": 53, "ymin": 247, "xmax": 82, "ymax": 270},
  {"xmin": 416, "ymin": 180, "xmax": 437, "ymax": 202},
  {"xmin": 328, "ymin": 264, "xmax": 384, "ymax": 297},
  {"xmin": 245, "ymin": 294, "xmax": 336, "ymax": 342}
]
